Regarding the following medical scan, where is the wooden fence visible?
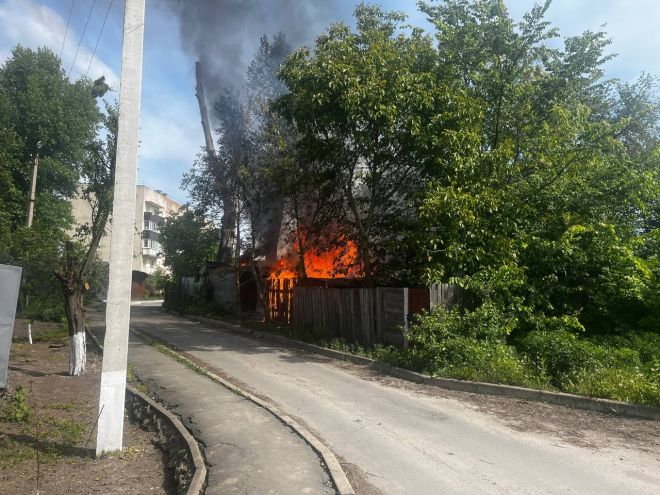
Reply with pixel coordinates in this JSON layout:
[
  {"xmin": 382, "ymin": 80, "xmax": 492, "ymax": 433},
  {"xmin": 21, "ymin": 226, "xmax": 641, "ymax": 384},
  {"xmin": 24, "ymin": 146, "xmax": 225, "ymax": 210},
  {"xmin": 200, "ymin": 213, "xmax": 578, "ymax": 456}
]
[
  {"xmin": 429, "ymin": 283, "xmax": 465, "ymax": 309},
  {"xmin": 291, "ymin": 287, "xmax": 414, "ymax": 347},
  {"xmin": 268, "ymin": 282, "xmax": 465, "ymax": 348},
  {"xmin": 267, "ymin": 277, "xmax": 296, "ymax": 322}
]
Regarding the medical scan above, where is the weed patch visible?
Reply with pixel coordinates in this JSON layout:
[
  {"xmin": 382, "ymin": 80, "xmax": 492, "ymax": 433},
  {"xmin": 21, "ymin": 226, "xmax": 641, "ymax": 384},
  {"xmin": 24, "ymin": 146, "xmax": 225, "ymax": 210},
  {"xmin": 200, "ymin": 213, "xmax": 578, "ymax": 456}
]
[{"xmin": 3, "ymin": 386, "xmax": 31, "ymax": 422}]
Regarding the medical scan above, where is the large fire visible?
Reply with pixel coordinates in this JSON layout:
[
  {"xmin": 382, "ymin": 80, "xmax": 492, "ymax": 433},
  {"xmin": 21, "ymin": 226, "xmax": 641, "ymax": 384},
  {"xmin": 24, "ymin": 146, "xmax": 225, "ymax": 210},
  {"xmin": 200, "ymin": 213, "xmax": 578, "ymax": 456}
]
[
  {"xmin": 270, "ymin": 238, "xmax": 361, "ymax": 282},
  {"xmin": 266, "ymin": 233, "xmax": 360, "ymax": 323}
]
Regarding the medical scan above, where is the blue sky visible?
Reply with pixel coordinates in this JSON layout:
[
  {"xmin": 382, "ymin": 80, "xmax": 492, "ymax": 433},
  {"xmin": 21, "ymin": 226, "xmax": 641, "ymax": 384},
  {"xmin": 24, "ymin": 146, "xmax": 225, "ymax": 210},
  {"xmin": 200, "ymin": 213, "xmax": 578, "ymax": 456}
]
[{"xmin": 1, "ymin": 0, "xmax": 659, "ymax": 204}]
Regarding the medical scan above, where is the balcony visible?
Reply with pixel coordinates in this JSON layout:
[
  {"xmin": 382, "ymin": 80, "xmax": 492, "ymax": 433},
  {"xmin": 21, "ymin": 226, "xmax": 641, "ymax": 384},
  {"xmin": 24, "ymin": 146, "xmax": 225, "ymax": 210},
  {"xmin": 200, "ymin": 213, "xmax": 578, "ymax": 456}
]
[
  {"xmin": 144, "ymin": 211, "xmax": 164, "ymax": 226},
  {"xmin": 142, "ymin": 247, "xmax": 159, "ymax": 257},
  {"xmin": 143, "ymin": 229, "xmax": 160, "ymax": 241}
]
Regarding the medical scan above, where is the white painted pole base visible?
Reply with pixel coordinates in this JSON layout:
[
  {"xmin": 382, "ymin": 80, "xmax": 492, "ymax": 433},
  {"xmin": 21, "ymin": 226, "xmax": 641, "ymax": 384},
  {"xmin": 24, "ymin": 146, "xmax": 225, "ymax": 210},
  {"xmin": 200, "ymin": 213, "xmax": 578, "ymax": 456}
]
[
  {"xmin": 27, "ymin": 323, "xmax": 32, "ymax": 345},
  {"xmin": 97, "ymin": 369, "xmax": 127, "ymax": 452}
]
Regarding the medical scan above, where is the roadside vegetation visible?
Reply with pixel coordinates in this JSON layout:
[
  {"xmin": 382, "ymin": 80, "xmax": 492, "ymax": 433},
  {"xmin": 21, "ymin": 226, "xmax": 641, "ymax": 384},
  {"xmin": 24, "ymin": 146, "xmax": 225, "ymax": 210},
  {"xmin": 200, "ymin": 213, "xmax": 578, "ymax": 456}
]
[
  {"xmin": 1, "ymin": 321, "xmax": 171, "ymax": 493},
  {"xmin": 166, "ymin": 299, "xmax": 660, "ymax": 406}
]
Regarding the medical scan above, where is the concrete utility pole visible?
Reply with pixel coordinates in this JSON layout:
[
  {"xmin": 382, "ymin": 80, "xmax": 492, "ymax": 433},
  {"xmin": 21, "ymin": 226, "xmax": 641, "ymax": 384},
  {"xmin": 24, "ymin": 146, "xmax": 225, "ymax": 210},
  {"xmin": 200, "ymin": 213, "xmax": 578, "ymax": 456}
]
[
  {"xmin": 96, "ymin": 0, "xmax": 146, "ymax": 456},
  {"xmin": 26, "ymin": 141, "xmax": 42, "ymax": 228}
]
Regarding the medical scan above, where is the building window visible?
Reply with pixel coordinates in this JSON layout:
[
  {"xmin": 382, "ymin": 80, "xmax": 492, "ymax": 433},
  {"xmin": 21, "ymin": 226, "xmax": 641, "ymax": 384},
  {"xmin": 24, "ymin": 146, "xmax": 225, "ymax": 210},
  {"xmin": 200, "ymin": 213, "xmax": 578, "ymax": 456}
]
[
  {"xmin": 145, "ymin": 219, "xmax": 159, "ymax": 232},
  {"xmin": 143, "ymin": 238, "xmax": 161, "ymax": 251}
]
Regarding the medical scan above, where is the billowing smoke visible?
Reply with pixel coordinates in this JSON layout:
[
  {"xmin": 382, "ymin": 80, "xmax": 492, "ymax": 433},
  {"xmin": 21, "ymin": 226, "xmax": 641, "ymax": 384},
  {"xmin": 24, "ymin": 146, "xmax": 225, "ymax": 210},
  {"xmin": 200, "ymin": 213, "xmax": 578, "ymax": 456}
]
[
  {"xmin": 165, "ymin": 0, "xmax": 343, "ymax": 104},
  {"xmin": 164, "ymin": 1, "xmax": 347, "ymax": 262}
]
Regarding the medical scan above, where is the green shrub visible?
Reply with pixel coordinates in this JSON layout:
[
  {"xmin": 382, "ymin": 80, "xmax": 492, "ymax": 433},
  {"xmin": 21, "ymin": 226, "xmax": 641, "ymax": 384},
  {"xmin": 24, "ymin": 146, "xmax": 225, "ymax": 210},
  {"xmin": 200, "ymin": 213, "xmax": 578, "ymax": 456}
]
[
  {"xmin": 594, "ymin": 331, "xmax": 660, "ymax": 364},
  {"xmin": 518, "ymin": 330, "xmax": 650, "ymax": 383},
  {"xmin": 518, "ymin": 330, "xmax": 608, "ymax": 381},
  {"xmin": 19, "ymin": 298, "xmax": 64, "ymax": 322},
  {"xmin": 564, "ymin": 367, "xmax": 660, "ymax": 406},
  {"xmin": 409, "ymin": 302, "xmax": 515, "ymax": 346},
  {"xmin": 404, "ymin": 304, "xmax": 546, "ymax": 387},
  {"xmin": 3, "ymin": 386, "xmax": 30, "ymax": 422},
  {"xmin": 427, "ymin": 337, "xmax": 547, "ymax": 388}
]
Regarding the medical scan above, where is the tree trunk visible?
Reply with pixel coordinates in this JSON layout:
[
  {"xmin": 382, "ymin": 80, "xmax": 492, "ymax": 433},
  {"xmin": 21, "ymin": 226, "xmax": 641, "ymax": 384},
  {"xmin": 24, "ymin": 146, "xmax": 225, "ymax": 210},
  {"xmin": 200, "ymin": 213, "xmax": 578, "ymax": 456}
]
[
  {"xmin": 217, "ymin": 187, "xmax": 237, "ymax": 264},
  {"xmin": 346, "ymin": 186, "xmax": 374, "ymax": 285},
  {"xmin": 249, "ymin": 261, "xmax": 269, "ymax": 321},
  {"xmin": 63, "ymin": 289, "xmax": 86, "ymax": 376},
  {"xmin": 293, "ymin": 198, "xmax": 308, "ymax": 279}
]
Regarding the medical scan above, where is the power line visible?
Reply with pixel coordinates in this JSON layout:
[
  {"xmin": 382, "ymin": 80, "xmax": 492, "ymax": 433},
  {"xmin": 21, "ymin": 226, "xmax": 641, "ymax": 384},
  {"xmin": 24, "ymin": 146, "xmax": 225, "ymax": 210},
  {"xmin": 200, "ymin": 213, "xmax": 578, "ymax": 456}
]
[
  {"xmin": 86, "ymin": 0, "xmax": 115, "ymax": 77},
  {"xmin": 68, "ymin": 0, "xmax": 98, "ymax": 78},
  {"xmin": 60, "ymin": 0, "xmax": 75, "ymax": 58}
]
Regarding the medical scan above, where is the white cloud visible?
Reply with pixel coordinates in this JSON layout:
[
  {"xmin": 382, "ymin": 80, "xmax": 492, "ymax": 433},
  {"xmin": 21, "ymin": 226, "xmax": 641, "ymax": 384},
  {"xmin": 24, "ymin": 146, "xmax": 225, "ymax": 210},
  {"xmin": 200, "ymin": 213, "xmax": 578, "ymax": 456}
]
[
  {"xmin": 0, "ymin": 0, "xmax": 119, "ymax": 86},
  {"xmin": 139, "ymin": 100, "xmax": 205, "ymax": 163}
]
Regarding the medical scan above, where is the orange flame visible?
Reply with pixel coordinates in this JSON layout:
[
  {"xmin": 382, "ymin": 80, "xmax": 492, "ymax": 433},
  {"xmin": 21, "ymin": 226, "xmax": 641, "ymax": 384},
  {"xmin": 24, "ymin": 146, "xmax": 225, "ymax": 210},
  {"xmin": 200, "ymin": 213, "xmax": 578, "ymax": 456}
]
[{"xmin": 270, "ymin": 235, "xmax": 361, "ymax": 282}]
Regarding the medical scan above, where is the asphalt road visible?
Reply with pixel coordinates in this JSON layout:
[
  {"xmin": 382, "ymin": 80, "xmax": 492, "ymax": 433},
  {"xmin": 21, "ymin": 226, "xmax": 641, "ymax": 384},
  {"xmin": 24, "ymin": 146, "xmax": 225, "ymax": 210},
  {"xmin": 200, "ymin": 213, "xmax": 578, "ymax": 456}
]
[{"xmin": 130, "ymin": 304, "xmax": 660, "ymax": 495}]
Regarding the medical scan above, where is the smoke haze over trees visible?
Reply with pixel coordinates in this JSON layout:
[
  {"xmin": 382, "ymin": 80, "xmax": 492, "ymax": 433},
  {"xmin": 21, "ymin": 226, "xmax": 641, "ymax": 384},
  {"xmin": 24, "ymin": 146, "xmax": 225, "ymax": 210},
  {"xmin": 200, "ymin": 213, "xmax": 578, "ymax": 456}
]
[{"xmin": 165, "ymin": 0, "xmax": 341, "ymax": 106}]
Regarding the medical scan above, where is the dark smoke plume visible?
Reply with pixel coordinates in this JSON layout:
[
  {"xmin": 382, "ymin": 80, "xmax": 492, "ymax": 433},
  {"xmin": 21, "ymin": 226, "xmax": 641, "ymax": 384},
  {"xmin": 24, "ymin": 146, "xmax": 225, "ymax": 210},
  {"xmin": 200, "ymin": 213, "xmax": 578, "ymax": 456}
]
[{"xmin": 165, "ymin": 0, "xmax": 343, "ymax": 106}]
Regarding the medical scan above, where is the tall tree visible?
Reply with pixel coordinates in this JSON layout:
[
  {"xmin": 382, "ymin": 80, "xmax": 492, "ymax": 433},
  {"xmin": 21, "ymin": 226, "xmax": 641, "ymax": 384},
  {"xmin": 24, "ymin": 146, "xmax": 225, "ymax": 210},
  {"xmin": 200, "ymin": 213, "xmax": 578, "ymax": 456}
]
[
  {"xmin": 0, "ymin": 46, "xmax": 101, "ymax": 319},
  {"xmin": 56, "ymin": 96, "xmax": 115, "ymax": 376},
  {"xmin": 415, "ymin": 0, "xmax": 659, "ymax": 334},
  {"xmin": 184, "ymin": 33, "xmax": 295, "ymax": 316},
  {"xmin": 277, "ymin": 4, "xmax": 465, "ymax": 283},
  {"xmin": 160, "ymin": 208, "xmax": 219, "ymax": 281}
]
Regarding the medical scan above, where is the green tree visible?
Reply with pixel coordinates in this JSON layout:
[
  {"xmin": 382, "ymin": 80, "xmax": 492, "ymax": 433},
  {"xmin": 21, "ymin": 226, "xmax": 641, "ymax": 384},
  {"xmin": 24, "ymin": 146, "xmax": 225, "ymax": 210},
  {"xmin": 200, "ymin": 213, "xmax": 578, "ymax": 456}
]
[
  {"xmin": 277, "ymin": 4, "xmax": 463, "ymax": 283},
  {"xmin": 415, "ymin": 0, "xmax": 658, "ymax": 334},
  {"xmin": 160, "ymin": 208, "xmax": 219, "ymax": 281},
  {"xmin": 0, "ymin": 46, "xmax": 101, "ymax": 320},
  {"xmin": 146, "ymin": 266, "xmax": 170, "ymax": 297},
  {"xmin": 55, "ymin": 99, "xmax": 116, "ymax": 376}
]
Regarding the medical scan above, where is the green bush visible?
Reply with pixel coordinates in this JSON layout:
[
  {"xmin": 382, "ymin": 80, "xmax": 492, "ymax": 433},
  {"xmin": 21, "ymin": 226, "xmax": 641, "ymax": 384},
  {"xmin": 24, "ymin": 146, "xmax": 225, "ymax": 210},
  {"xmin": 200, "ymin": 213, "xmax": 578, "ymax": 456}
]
[
  {"xmin": 594, "ymin": 331, "xmax": 660, "ymax": 364},
  {"xmin": 518, "ymin": 330, "xmax": 650, "ymax": 381},
  {"xmin": 403, "ymin": 305, "xmax": 546, "ymax": 387},
  {"xmin": 564, "ymin": 367, "xmax": 660, "ymax": 406},
  {"xmin": 519, "ymin": 330, "xmax": 608, "ymax": 381},
  {"xmin": 3, "ymin": 386, "xmax": 30, "ymax": 422},
  {"xmin": 409, "ymin": 302, "xmax": 515, "ymax": 346},
  {"xmin": 19, "ymin": 297, "xmax": 64, "ymax": 322},
  {"xmin": 433, "ymin": 338, "xmax": 547, "ymax": 387}
]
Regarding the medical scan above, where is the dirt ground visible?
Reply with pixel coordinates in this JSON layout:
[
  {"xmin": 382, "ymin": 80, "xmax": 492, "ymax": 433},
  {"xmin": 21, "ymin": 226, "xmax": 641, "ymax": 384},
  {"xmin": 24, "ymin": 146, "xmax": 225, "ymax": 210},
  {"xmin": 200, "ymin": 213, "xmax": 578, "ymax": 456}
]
[{"xmin": 1, "ymin": 320, "xmax": 174, "ymax": 495}]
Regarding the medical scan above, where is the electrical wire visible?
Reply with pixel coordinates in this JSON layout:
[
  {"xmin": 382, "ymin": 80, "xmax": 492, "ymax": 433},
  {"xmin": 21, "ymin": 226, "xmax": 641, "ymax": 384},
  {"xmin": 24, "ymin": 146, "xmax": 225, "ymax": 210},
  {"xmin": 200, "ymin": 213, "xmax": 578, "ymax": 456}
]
[
  {"xmin": 59, "ymin": 0, "xmax": 75, "ymax": 58},
  {"xmin": 68, "ymin": 0, "xmax": 98, "ymax": 78},
  {"xmin": 86, "ymin": 0, "xmax": 115, "ymax": 78}
]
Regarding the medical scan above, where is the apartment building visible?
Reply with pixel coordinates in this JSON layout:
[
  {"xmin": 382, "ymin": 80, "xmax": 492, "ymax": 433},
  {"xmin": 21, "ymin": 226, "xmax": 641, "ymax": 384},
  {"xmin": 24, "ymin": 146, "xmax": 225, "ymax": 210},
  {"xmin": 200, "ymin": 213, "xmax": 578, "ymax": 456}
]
[
  {"xmin": 132, "ymin": 185, "xmax": 181, "ymax": 274},
  {"xmin": 70, "ymin": 184, "xmax": 181, "ymax": 276}
]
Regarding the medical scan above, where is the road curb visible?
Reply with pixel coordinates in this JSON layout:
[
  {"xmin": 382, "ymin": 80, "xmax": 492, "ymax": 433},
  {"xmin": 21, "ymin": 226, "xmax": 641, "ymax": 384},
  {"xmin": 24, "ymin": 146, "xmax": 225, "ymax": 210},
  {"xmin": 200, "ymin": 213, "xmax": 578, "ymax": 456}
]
[
  {"xmin": 130, "ymin": 326, "xmax": 355, "ymax": 495},
  {"xmin": 86, "ymin": 328, "xmax": 207, "ymax": 495},
  {"xmin": 180, "ymin": 312, "xmax": 660, "ymax": 421}
]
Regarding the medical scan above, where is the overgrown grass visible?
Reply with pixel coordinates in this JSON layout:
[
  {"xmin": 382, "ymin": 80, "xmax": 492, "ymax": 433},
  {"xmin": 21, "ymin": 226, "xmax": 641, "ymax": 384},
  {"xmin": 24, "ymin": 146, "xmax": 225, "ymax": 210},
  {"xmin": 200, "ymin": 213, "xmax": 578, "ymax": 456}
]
[
  {"xmin": 0, "ymin": 388, "xmax": 90, "ymax": 468},
  {"xmin": 126, "ymin": 364, "xmax": 148, "ymax": 394},
  {"xmin": 33, "ymin": 323, "xmax": 69, "ymax": 344}
]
